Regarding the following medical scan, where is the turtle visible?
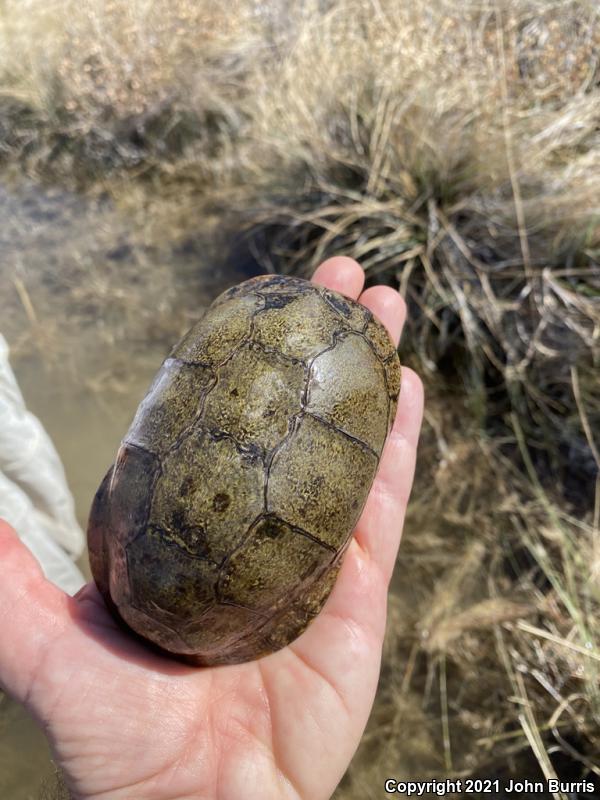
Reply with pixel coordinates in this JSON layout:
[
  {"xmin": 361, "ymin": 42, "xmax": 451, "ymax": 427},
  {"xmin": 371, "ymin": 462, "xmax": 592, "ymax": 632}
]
[{"xmin": 87, "ymin": 274, "xmax": 401, "ymax": 666}]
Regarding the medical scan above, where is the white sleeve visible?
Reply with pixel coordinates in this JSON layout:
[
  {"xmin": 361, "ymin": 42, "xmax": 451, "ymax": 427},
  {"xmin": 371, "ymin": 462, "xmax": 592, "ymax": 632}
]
[
  {"xmin": 0, "ymin": 470, "xmax": 86, "ymax": 595},
  {"xmin": 0, "ymin": 334, "xmax": 85, "ymax": 557}
]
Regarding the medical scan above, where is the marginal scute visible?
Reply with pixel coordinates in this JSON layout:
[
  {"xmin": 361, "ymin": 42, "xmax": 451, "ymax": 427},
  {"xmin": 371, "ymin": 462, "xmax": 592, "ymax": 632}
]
[
  {"xmin": 253, "ymin": 290, "xmax": 344, "ymax": 361},
  {"xmin": 212, "ymin": 274, "xmax": 310, "ymax": 307},
  {"xmin": 126, "ymin": 526, "xmax": 218, "ymax": 621},
  {"xmin": 306, "ymin": 332, "xmax": 389, "ymax": 453},
  {"xmin": 118, "ymin": 603, "xmax": 192, "ymax": 655},
  {"xmin": 218, "ymin": 516, "xmax": 332, "ymax": 611},
  {"xmin": 320, "ymin": 287, "xmax": 369, "ymax": 331},
  {"xmin": 248, "ymin": 275, "xmax": 312, "ymax": 295},
  {"xmin": 203, "ymin": 343, "xmax": 305, "ymax": 452},
  {"xmin": 124, "ymin": 359, "xmax": 212, "ymax": 455},
  {"xmin": 364, "ymin": 314, "xmax": 398, "ymax": 361},
  {"xmin": 385, "ymin": 355, "xmax": 401, "ymax": 401},
  {"xmin": 384, "ymin": 356, "xmax": 402, "ymax": 433},
  {"xmin": 148, "ymin": 427, "xmax": 265, "ymax": 565},
  {"xmin": 171, "ymin": 293, "xmax": 261, "ymax": 366},
  {"xmin": 267, "ymin": 414, "xmax": 378, "ymax": 550},
  {"xmin": 100, "ymin": 444, "xmax": 160, "ymax": 606},
  {"xmin": 109, "ymin": 444, "xmax": 160, "ymax": 546},
  {"xmin": 87, "ymin": 466, "xmax": 113, "ymax": 601},
  {"xmin": 108, "ymin": 538, "xmax": 131, "ymax": 607},
  {"xmin": 181, "ymin": 603, "xmax": 265, "ymax": 659},
  {"xmin": 257, "ymin": 556, "xmax": 342, "ymax": 649}
]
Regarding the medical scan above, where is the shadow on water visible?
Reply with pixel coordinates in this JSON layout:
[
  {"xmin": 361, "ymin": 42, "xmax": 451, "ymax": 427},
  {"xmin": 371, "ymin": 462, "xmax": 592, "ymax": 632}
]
[{"xmin": 0, "ymin": 173, "xmax": 265, "ymax": 798}]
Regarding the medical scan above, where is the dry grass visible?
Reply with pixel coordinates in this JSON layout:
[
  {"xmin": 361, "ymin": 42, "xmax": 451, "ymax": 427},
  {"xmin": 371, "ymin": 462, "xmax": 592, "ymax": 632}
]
[
  {"xmin": 0, "ymin": 0, "xmax": 273, "ymax": 181},
  {"xmin": 1, "ymin": 0, "xmax": 599, "ymax": 794}
]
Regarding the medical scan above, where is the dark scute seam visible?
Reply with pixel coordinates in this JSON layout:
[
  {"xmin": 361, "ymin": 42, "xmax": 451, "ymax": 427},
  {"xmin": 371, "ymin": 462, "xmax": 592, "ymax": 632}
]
[
  {"xmin": 219, "ymin": 600, "xmax": 271, "ymax": 619},
  {"xmin": 245, "ymin": 338, "xmax": 308, "ymax": 368},
  {"xmin": 113, "ymin": 444, "xmax": 163, "ymax": 549},
  {"xmin": 250, "ymin": 286, "xmax": 348, "ymax": 367},
  {"xmin": 360, "ymin": 306, "xmax": 374, "ymax": 333},
  {"xmin": 302, "ymin": 326, "xmax": 352, "ymax": 407},
  {"xmin": 317, "ymin": 285, "xmax": 369, "ymax": 329},
  {"xmin": 154, "ymin": 366, "xmax": 218, "ymax": 459},
  {"xmin": 263, "ymin": 412, "xmax": 303, "ymax": 512},
  {"xmin": 301, "ymin": 327, "xmax": 386, "ymax": 457},
  {"xmin": 118, "ymin": 439, "xmax": 160, "ymax": 462},
  {"xmin": 215, "ymin": 511, "xmax": 271, "ymax": 601},
  {"xmin": 303, "ymin": 411, "xmax": 380, "ymax": 461},
  {"xmin": 127, "ymin": 601, "xmax": 195, "ymax": 650},
  {"xmin": 195, "ymin": 422, "xmax": 265, "ymax": 463},
  {"xmin": 273, "ymin": 515, "xmax": 338, "ymax": 553},
  {"xmin": 351, "ymin": 325, "xmax": 397, "ymax": 365},
  {"xmin": 163, "ymin": 296, "xmax": 265, "ymax": 456},
  {"xmin": 130, "ymin": 523, "xmax": 222, "ymax": 566}
]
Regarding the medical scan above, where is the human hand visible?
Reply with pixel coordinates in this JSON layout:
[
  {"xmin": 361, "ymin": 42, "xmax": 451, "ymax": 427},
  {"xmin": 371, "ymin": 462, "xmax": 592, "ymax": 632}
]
[{"xmin": 0, "ymin": 257, "xmax": 423, "ymax": 800}]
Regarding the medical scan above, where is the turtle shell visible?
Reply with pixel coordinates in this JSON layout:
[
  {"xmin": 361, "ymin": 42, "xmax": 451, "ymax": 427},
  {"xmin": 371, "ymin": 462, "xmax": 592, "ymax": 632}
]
[{"xmin": 87, "ymin": 275, "xmax": 401, "ymax": 665}]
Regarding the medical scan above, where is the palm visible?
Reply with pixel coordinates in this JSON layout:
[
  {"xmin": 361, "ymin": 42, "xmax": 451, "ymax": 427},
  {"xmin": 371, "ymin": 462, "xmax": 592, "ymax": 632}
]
[
  {"xmin": 0, "ymin": 258, "xmax": 423, "ymax": 800},
  {"xmin": 33, "ymin": 536, "xmax": 380, "ymax": 800}
]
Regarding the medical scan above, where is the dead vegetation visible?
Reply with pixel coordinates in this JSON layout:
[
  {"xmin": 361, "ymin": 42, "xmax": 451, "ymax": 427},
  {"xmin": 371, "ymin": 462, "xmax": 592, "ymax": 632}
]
[{"xmin": 1, "ymin": 0, "xmax": 599, "ymax": 794}]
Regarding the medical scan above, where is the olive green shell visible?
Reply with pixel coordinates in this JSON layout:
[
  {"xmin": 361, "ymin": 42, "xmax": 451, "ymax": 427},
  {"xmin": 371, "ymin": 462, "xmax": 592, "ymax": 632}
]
[{"xmin": 87, "ymin": 275, "xmax": 401, "ymax": 665}]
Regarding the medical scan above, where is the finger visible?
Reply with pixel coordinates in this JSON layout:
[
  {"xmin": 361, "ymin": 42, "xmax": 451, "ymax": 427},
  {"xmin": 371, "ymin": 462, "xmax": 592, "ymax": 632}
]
[
  {"xmin": 354, "ymin": 367, "xmax": 424, "ymax": 582},
  {"xmin": 358, "ymin": 285, "xmax": 406, "ymax": 346},
  {"xmin": 0, "ymin": 520, "xmax": 71, "ymax": 707},
  {"xmin": 311, "ymin": 256, "xmax": 365, "ymax": 299}
]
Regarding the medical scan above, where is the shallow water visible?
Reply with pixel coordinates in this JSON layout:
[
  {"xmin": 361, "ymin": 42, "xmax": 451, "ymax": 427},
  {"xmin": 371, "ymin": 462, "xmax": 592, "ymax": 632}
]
[
  {"xmin": 0, "ymin": 174, "xmax": 254, "ymax": 797},
  {"xmin": 0, "ymin": 351, "xmax": 165, "ymax": 799},
  {"xmin": 0, "ymin": 694, "xmax": 57, "ymax": 800}
]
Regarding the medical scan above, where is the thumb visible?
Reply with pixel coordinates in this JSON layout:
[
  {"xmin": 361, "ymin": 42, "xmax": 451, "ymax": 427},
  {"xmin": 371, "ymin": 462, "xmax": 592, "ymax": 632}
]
[{"xmin": 0, "ymin": 519, "xmax": 72, "ymax": 709}]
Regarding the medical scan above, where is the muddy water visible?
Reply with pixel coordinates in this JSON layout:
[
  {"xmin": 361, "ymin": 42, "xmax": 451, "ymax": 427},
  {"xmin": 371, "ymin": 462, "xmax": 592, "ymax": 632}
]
[
  {"xmin": 0, "ymin": 350, "xmax": 165, "ymax": 800},
  {"xmin": 0, "ymin": 175, "xmax": 256, "ymax": 798},
  {"xmin": 15, "ymin": 346, "xmax": 167, "ymax": 542}
]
